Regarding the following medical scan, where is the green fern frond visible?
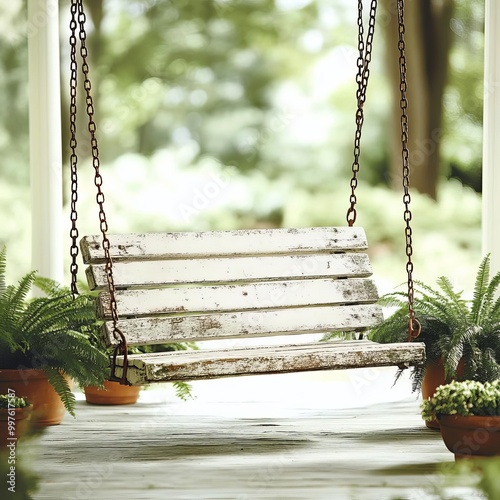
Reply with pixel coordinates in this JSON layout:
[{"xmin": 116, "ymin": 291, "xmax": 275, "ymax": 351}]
[
  {"xmin": 173, "ymin": 381, "xmax": 193, "ymax": 401},
  {"xmin": 33, "ymin": 276, "xmax": 64, "ymax": 296},
  {"xmin": 28, "ymin": 328, "xmax": 109, "ymax": 387},
  {"xmin": 475, "ymin": 348, "xmax": 500, "ymax": 382},
  {"xmin": 435, "ymin": 277, "xmax": 469, "ymax": 317},
  {"xmin": 22, "ymin": 294, "xmax": 95, "ymax": 339},
  {"xmin": 369, "ymin": 307, "xmax": 409, "ymax": 344},
  {"xmin": 476, "ymin": 268, "xmax": 500, "ymax": 325},
  {"xmin": 489, "ymin": 294, "xmax": 500, "ymax": 320},
  {"xmin": 414, "ymin": 278, "xmax": 458, "ymax": 305},
  {"xmin": 4, "ymin": 273, "xmax": 36, "ymax": 321},
  {"xmin": 377, "ymin": 292, "xmax": 409, "ymax": 308},
  {"xmin": 444, "ymin": 324, "xmax": 480, "ymax": 380},
  {"xmin": 408, "ymin": 363, "xmax": 425, "ymax": 393},
  {"xmin": 43, "ymin": 368, "xmax": 77, "ymax": 416},
  {"xmin": 411, "ymin": 279, "xmax": 465, "ymax": 327},
  {"xmin": 435, "ymin": 276, "xmax": 464, "ymax": 301},
  {"xmin": 471, "ymin": 254, "xmax": 491, "ymax": 323},
  {"xmin": 0, "ymin": 273, "xmax": 36, "ymax": 354}
]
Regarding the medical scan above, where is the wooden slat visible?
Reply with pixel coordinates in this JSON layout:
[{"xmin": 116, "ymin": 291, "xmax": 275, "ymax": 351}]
[
  {"xmin": 81, "ymin": 227, "xmax": 426, "ymax": 382},
  {"xmin": 86, "ymin": 253, "xmax": 373, "ymax": 289},
  {"xmin": 112, "ymin": 341, "xmax": 426, "ymax": 384},
  {"xmin": 102, "ymin": 304, "xmax": 384, "ymax": 346},
  {"xmin": 97, "ymin": 278, "xmax": 379, "ymax": 318},
  {"xmin": 80, "ymin": 226, "xmax": 368, "ymax": 263}
]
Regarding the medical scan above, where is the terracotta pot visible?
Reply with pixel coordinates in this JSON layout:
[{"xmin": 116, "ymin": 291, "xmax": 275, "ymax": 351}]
[
  {"xmin": 421, "ymin": 358, "xmax": 465, "ymax": 430},
  {"xmin": 438, "ymin": 414, "xmax": 500, "ymax": 459},
  {"xmin": 0, "ymin": 369, "xmax": 70, "ymax": 426},
  {"xmin": 84, "ymin": 380, "xmax": 140, "ymax": 405},
  {"xmin": 0, "ymin": 404, "xmax": 33, "ymax": 446}
]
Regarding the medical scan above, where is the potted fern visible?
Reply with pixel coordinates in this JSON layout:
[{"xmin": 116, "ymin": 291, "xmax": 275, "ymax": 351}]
[
  {"xmin": 0, "ymin": 247, "xmax": 109, "ymax": 425},
  {"xmin": 421, "ymin": 380, "xmax": 500, "ymax": 458},
  {"xmin": 369, "ymin": 254, "xmax": 500, "ymax": 428}
]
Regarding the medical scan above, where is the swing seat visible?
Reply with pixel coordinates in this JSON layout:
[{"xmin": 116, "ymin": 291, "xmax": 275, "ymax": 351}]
[{"xmin": 81, "ymin": 226, "xmax": 425, "ymax": 385}]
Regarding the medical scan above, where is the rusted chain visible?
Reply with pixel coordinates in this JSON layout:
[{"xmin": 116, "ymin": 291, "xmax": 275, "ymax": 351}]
[
  {"xmin": 69, "ymin": 1, "xmax": 79, "ymax": 298},
  {"xmin": 396, "ymin": 0, "xmax": 420, "ymax": 341},
  {"xmin": 70, "ymin": 0, "xmax": 129, "ymax": 382},
  {"xmin": 346, "ymin": 0, "xmax": 378, "ymax": 226}
]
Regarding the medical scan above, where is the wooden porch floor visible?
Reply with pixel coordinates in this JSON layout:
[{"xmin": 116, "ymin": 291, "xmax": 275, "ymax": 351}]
[{"xmin": 22, "ymin": 370, "xmax": 485, "ymax": 499}]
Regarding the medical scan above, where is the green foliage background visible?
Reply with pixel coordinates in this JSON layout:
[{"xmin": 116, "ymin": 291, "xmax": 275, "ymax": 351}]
[{"xmin": 0, "ymin": 0, "xmax": 484, "ymax": 290}]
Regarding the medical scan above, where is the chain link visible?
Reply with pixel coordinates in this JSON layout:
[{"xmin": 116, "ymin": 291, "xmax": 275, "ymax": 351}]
[
  {"xmin": 346, "ymin": 0, "xmax": 378, "ymax": 226},
  {"xmin": 69, "ymin": 0, "xmax": 129, "ymax": 381},
  {"xmin": 397, "ymin": 0, "xmax": 420, "ymax": 341}
]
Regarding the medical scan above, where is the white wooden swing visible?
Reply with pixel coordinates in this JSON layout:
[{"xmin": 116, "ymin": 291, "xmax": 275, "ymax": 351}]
[{"xmin": 69, "ymin": 0, "xmax": 425, "ymax": 387}]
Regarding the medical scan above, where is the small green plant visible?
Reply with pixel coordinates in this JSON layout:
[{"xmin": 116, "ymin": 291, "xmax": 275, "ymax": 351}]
[
  {"xmin": 368, "ymin": 254, "xmax": 500, "ymax": 391},
  {"xmin": 0, "ymin": 394, "xmax": 30, "ymax": 409},
  {"xmin": 0, "ymin": 247, "xmax": 109, "ymax": 416},
  {"xmin": 421, "ymin": 379, "xmax": 500, "ymax": 422}
]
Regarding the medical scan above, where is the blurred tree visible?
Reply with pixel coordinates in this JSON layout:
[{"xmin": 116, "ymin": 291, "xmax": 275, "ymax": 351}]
[
  {"xmin": 64, "ymin": 0, "xmax": 321, "ymax": 174},
  {"xmin": 442, "ymin": 0, "xmax": 484, "ymax": 192},
  {"xmin": 0, "ymin": 1, "xmax": 484, "ymax": 199},
  {"xmin": 382, "ymin": 0, "xmax": 454, "ymax": 200},
  {"xmin": 381, "ymin": 0, "xmax": 484, "ymax": 200}
]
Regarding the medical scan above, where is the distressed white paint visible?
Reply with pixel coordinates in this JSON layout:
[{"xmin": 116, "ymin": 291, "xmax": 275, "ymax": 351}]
[
  {"xmin": 98, "ymin": 278, "xmax": 379, "ymax": 317},
  {"xmin": 103, "ymin": 304, "xmax": 384, "ymax": 345},
  {"xmin": 84, "ymin": 226, "xmax": 424, "ymax": 383},
  {"xmin": 80, "ymin": 227, "xmax": 368, "ymax": 262},
  {"xmin": 113, "ymin": 341, "xmax": 426, "ymax": 384},
  {"xmin": 87, "ymin": 253, "xmax": 373, "ymax": 289},
  {"xmin": 483, "ymin": 0, "xmax": 500, "ymax": 275},
  {"xmin": 28, "ymin": 0, "xmax": 63, "ymax": 282}
]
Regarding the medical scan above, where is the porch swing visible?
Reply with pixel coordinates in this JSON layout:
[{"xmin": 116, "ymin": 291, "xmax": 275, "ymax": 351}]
[{"xmin": 69, "ymin": 0, "xmax": 425, "ymax": 386}]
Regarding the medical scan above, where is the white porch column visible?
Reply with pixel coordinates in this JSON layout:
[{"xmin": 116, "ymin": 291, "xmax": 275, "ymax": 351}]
[
  {"xmin": 28, "ymin": 0, "xmax": 63, "ymax": 282},
  {"xmin": 483, "ymin": 0, "xmax": 500, "ymax": 274}
]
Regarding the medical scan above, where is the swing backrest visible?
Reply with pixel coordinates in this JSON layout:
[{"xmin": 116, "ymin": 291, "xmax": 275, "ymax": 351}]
[{"xmin": 81, "ymin": 226, "xmax": 384, "ymax": 348}]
